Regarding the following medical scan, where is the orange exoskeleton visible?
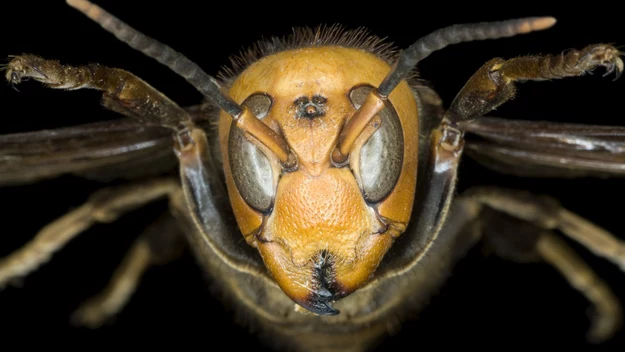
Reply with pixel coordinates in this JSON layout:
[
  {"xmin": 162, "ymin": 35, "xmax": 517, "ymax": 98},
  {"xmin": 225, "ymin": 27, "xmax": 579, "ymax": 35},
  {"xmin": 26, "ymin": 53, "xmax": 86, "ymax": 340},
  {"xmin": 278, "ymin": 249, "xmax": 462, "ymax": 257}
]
[
  {"xmin": 220, "ymin": 45, "xmax": 418, "ymax": 313},
  {"xmin": 2, "ymin": 0, "xmax": 625, "ymax": 350}
]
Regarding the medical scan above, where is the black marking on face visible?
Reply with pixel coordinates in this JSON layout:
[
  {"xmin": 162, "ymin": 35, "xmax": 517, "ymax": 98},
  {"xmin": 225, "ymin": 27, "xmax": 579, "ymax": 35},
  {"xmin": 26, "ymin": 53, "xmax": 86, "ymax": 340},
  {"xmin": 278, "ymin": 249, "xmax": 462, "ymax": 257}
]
[
  {"xmin": 294, "ymin": 95, "xmax": 327, "ymax": 119},
  {"xmin": 297, "ymin": 251, "xmax": 342, "ymax": 316}
]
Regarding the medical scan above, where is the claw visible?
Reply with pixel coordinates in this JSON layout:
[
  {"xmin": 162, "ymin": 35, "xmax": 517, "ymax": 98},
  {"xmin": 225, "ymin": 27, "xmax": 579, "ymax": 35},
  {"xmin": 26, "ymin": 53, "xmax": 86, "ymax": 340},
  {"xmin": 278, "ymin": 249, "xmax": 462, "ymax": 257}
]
[
  {"xmin": 10, "ymin": 71, "xmax": 19, "ymax": 85},
  {"xmin": 5, "ymin": 57, "xmax": 27, "ymax": 86},
  {"xmin": 578, "ymin": 44, "xmax": 624, "ymax": 80},
  {"xmin": 601, "ymin": 62, "xmax": 614, "ymax": 77},
  {"xmin": 9, "ymin": 72, "xmax": 20, "ymax": 92},
  {"xmin": 4, "ymin": 55, "xmax": 55, "ymax": 87},
  {"xmin": 612, "ymin": 56, "xmax": 624, "ymax": 81}
]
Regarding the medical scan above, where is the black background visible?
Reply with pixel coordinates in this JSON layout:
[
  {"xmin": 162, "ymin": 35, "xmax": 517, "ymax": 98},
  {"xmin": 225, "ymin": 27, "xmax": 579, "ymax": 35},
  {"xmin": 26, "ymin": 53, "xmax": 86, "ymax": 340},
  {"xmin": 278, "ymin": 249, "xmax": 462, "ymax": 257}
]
[{"xmin": 1, "ymin": 1, "xmax": 624, "ymax": 350}]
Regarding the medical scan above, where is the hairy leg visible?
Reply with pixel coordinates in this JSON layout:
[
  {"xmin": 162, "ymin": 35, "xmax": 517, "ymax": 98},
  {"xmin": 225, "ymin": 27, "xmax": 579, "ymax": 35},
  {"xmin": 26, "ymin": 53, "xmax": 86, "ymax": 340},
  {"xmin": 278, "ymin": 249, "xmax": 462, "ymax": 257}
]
[
  {"xmin": 72, "ymin": 213, "xmax": 184, "ymax": 328},
  {"xmin": 446, "ymin": 44, "xmax": 623, "ymax": 123},
  {"xmin": 377, "ymin": 183, "xmax": 622, "ymax": 344},
  {"xmin": 466, "ymin": 187, "xmax": 625, "ymax": 271},
  {"xmin": 464, "ymin": 188, "xmax": 624, "ymax": 342},
  {"xmin": 0, "ymin": 178, "xmax": 178, "ymax": 287},
  {"xmin": 4, "ymin": 55, "xmax": 193, "ymax": 130},
  {"xmin": 537, "ymin": 233, "xmax": 621, "ymax": 342}
]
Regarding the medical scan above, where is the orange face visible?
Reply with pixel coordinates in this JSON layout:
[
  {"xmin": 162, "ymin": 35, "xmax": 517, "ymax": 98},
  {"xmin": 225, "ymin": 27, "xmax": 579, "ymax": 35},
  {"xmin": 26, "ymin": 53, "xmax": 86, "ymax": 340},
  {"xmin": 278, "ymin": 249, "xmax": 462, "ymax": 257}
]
[{"xmin": 219, "ymin": 46, "xmax": 419, "ymax": 314}]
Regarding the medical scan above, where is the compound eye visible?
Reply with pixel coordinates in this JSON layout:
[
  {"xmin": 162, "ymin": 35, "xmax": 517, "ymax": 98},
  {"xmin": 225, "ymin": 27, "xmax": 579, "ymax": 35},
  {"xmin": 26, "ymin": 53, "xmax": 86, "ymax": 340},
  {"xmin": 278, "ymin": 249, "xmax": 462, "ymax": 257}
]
[
  {"xmin": 228, "ymin": 93, "xmax": 275, "ymax": 212},
  {"xmin": 349, "ymin": 85, "xmax": 404, "ymax": 203}
]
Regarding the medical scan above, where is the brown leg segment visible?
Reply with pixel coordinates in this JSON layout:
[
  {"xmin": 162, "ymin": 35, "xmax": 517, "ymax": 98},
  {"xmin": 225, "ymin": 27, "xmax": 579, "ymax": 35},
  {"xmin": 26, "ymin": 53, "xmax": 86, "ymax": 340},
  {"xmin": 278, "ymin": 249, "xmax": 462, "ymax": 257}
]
[
  {"xmin": 72, "ymin": 236, "xmax": 153, "ymax": 328},
  {"xmin": 537, "ymin": 233, "xmax": 622, "ymax": 343},
  {"xmin": 8, "ymin": 0, "xmax": 293, "ymax": 166},
  {"xmin": 72, "ymin": 213, "xmax": 184, "ymax": 328},
  {"xmin": 477, "ymin": 206, "xmax": 622, "ymax": 342},
  {"xmin": 4, "ymin": 55, "xmax": 193, "ymax": 130},
  {"xmin": 446, "ymin": 44, "xmax": 623, "ymax": 122},
  {"xmin": 0, "ymin": 178, "xmax": 178, "ymax": 288},
  {"xmin": 465, "ymin": 187, "xmax": 625, "ymax": 271}
]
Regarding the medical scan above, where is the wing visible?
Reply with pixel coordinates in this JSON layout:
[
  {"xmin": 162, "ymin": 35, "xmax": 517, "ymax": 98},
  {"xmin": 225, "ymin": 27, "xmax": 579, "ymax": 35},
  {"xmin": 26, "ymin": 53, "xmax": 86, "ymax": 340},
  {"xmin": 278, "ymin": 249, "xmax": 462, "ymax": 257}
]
[
  {"xmin": 462, "ymin": 117, "xmax": 625, "ymax": 178},
  {"xmin": 0, "ymin": 106, "xmax": 215, "ymax": 186}
]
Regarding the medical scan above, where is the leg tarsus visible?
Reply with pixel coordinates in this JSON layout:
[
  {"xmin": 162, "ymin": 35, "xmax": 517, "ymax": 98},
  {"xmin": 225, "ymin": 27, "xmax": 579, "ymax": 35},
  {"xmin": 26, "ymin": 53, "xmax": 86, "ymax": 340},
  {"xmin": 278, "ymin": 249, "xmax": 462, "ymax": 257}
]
[
  {"xmin": 0, "ymin": 178, "xmax": 178, "ymax": 288},
  {"xmin": 462, "ymin": 190, "xmax": 623, "ymax": 342},
  {"xmin": 465, "ymin": 187, "xmax": 625, "ymax": 272},
  {"xmin": 446, "ymin": 44, "xmax": 623, "ymax": 122},
  {"xmin": 71, "ymin": 213, "xmax": 184, "ymax": 328},
  {"xmin": 537, "ymin": 233, "xmax": 622, "ymax": 343},
  {"xmin": 3, "ymin": 54, "xmax": 193, "ymax": 130},
  {"xmin": 71, "ymin": 238, "xmax": 153, "ymax": 328}
]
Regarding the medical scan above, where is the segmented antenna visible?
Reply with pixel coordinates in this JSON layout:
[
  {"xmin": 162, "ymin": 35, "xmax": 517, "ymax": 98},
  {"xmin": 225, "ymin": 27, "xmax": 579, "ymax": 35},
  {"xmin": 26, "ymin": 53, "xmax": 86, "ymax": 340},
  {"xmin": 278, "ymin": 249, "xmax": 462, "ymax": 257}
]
[
  {"xmin": 377, "ymin": 17, "xmax": 556, "ymax": 96},
  {"xmin": 66, "ymin": 0, "xmax": 242, "ymax": 117},
  {"xmin": 332, "ymin": 17, "xmax": 556, "ymax": 164},
  {"xmin": 66, "ymin": 0, "xmax": 293, "ymax": 165}
]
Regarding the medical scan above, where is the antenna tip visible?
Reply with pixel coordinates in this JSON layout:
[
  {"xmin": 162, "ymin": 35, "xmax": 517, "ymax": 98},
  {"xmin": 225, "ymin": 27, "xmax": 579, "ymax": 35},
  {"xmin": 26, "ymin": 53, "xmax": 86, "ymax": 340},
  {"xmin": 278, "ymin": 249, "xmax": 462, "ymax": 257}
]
[
  {"xmin": 66, "ymin": 0, "xmax": 102, "ymax": 21},
  {"xmin": 66, "ymin": 0, "xmax": 89, "ymax": 10},
  {"xmin": 530, "ymin": 17, "xmax": 557, "ymax": 31},
  {"xmin": 515, "ymin": 17, "xmax": 557, "ymax": 34}
]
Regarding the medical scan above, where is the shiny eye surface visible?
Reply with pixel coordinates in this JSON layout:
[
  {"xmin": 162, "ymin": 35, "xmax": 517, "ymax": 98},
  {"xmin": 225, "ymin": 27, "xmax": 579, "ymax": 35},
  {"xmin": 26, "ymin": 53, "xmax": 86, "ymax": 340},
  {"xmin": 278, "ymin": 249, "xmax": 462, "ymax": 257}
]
[
  {"xmin": 349, "ymin": 85, "xmax": 404, "ymax": 203},
  {"xmin": 228, "ymin": 93, "xmax": 275, "ymax": 212}
]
